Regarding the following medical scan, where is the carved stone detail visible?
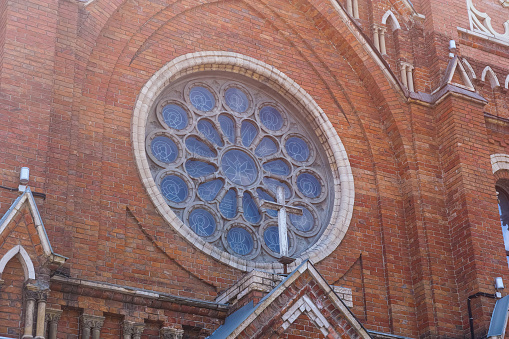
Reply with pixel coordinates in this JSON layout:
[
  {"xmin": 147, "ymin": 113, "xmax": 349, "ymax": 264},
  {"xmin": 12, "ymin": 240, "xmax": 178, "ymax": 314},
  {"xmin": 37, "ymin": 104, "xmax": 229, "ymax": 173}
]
[
  {"xmin": 81, "ymin": 314, "xmax": 105, "ymax": 329},
  {"xmin": 160, "ymin": 327, "xmax": 184, "ymax": 339},
  {"xmin": 45, "ymin": 308, "xmax": 62, "ymax": 323}
]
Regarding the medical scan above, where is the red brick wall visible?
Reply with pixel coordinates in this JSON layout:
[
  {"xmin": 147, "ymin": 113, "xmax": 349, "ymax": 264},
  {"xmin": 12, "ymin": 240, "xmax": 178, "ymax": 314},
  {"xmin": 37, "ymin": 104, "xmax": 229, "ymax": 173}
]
[
  {"xmin": 0, "ymin": 0, "xmax": 508, "ymax": 337},
  {"xmin": 0, "ymin": 259, "xmax": 25, "ymax": 337}
]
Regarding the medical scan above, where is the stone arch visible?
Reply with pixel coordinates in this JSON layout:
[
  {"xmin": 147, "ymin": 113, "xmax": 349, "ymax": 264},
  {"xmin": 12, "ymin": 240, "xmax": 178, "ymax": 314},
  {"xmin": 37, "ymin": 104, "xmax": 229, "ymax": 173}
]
[
  {"xmin": 491, "ymin": 154, "xmax": 509, "ymax": 175},
  {"xmin": 481, "ymin": 66, "xmax": 501, "ymax": 88},
  {"xmin": 461, "ymin": 58, "xmax": 477, "ymax": 80},
  {"xmin": 0, "ymin": 245, "xmax": 36, "ymax": 281},
  {"xmin": 381, "ymin": 10, "xmax": 401, "ymax": 31}
]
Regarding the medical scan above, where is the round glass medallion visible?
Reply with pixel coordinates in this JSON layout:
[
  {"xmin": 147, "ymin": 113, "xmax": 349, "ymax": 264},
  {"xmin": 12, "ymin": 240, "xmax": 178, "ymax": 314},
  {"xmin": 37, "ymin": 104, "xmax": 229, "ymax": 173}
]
[
  {"xmin": 151, "ymin": 136, "xmax": 178, "ymax": 163},
  {"xmin": 189, "ymin": 86, "xmax": 215, "ymax": 111},
  {"xmin": 260, "ymin": 106, "xmax": 283, "ymax": 131},
  {"xmin": 160, "ymin": 175, "xmax": 188, "ymax": 203},
  {"xmin": 189, "ymin": 208, "xmax": 216, "ymax": 237},
  {"xmin": 227, "ymin": 227, "xmax": 254, "ymax": 255},
  {"xmin": 297, "ymin": 173, "xmax": 321, "ymax": 198},
  {"xmin": 225, "ymin": 88, "xmax": 249, "ymax": 113},
  {"xmin": 162, "ymin": 104, "xmax": 188, "ymax": 130}
]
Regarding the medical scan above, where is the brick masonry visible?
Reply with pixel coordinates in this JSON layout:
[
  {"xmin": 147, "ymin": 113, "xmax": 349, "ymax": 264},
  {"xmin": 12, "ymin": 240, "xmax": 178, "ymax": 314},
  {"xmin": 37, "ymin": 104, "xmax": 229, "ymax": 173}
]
[{"xmin": 0, "ymin": 0, "xmax": 508, "ymax": 338}]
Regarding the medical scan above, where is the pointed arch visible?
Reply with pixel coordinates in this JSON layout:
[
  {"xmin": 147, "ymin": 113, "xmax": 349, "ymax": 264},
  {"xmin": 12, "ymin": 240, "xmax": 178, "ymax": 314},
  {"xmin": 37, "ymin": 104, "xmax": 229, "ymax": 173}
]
[
  {"xmin": 461, "ymin": 58, "xmax": 477, "ymax": 80},
  {"xmin": 381, "ymin": 10, "xmax": 401, "ymax": 31},
  {"xmin": 0, "ymin": 245, "xmax": 36, "ymax": 281},
  {"xmin": 481, "ymin": 66, "xmax": 501, "ymax": 88},
  {"xmin": 505, "ymin": 74, "xmax": 509, "ymax": 89}
]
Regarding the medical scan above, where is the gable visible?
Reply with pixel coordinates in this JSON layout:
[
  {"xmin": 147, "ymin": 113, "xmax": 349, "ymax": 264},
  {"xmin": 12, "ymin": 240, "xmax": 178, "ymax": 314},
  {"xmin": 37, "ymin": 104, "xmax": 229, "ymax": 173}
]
[
  {"xmin": 0, "ymin": 188, "xmax": 66, "ymax": 282},
  {"xmin": 209, "ymin": 261, "xmax": 371, "ymax": 339}
]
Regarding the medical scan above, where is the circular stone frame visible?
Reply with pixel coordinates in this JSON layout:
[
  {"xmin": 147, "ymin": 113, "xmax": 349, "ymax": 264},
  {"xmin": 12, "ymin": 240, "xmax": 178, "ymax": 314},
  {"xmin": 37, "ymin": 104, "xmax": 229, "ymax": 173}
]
[{"xmin": 132, "ymin": 51, "xmax": 354, "ymax": 272}]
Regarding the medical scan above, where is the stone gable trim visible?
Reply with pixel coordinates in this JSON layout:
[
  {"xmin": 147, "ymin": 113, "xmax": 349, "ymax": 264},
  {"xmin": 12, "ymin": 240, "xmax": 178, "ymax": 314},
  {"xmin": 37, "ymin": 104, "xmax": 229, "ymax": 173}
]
[
  {"xmin": 0, "ymin": 188, "xmax": 67, "ymax": 265},
  {"xmin": 281, "ymin": 294, "xmax": 332, "ymax": 336},
  {"xmin": 132, "ymin": 51, "xmax": 355, "ymax": 272}
]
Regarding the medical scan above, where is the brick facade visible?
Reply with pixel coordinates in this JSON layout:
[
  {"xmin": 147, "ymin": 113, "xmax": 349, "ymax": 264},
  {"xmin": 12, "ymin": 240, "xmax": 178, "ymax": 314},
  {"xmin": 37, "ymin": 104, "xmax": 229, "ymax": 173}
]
[{"xmin": 1, "ymin": 0, "xmax": 509, "ymax": 338}]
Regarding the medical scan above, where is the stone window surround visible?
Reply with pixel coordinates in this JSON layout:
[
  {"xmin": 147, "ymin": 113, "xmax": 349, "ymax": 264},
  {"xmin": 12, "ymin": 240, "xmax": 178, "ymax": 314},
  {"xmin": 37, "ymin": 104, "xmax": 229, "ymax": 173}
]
[{"xmin": 132, "ymin": 51, "xmax": 354, "ymax": 272}]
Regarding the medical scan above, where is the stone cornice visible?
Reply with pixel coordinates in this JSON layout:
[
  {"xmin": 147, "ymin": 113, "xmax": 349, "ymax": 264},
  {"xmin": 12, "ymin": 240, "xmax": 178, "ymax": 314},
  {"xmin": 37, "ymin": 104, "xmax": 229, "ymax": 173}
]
[{"xmin": 50, "ymin": 275, "xmax": 229, "ymax": 314}]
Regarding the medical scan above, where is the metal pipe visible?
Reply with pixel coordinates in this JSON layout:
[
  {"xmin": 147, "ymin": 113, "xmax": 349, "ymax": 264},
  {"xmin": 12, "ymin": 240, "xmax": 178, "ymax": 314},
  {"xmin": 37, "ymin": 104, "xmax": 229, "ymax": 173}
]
[{"xmin": 467, "ymin": 292, "xmax": 496, "ymax": 339}]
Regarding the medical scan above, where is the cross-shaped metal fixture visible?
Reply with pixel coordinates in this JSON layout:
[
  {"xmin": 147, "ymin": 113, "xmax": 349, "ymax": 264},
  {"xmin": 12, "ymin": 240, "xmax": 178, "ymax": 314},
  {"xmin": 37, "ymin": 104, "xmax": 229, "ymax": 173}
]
[{"xmin": 260, "ymin": 186, "xmax": 303, "ymax": 272}]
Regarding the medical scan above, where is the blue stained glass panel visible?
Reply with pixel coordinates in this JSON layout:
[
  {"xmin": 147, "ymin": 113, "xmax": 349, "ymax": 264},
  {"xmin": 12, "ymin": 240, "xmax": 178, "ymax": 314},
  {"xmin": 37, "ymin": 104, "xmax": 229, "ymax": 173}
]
[
  {"xmin": 189, "ymin": 86, "xmax": 215, "ymax": 111},
  {"xmin": 264, "ymin": 178, "xmax": 291, "ymax": 199},
  {"xmin": 225, "ymin": 88, "xmax": 249, "ymax": 113},
  {"xmin": 189, "ymin": 208, "xmax": 216, "ymax": 237},
  {"xmin": 257, "ymin": 188, "xmax": 277, "ymax": 217},
  {"xmin": 162, "ymin": 104, "xmax": 188, "ymax": 130},
  {"xmin": 243, "ymin": 192, "xmax": 261, "ymax": 223},
  {"xmin": 221, "ymin": 150, "xmax": 258, "ymax": 186},
  {"xmin": 263, "ymin": 160, "xmax": 290, "ymax": 176},
  {"xmin": 198, "ymin": 120, "xmax": 223, "ymax": 146},
  {"xmin": 255, "ymin": 137, "xmax": 278, "ymax": 157},
  {"xmin": 264, "ymin": 226, "xmax": 280, "ymax": 253},
  {"xmin": 185, "ymin": 160, "xmax": 216, "ymax": 178},
  {"xmin": 185, "ymin": 137, "xmax": 216, "ymax": 158},
  {"xmin": 297, "ymin": 173, "xmax": 322, "ymax": 198},
  {"xmin": 218, "ymin": 115, "xmax": 235, "ymax": 144},
  {"xmin": 151, "ymin": 136, "xmax": 178, "ymax": 163},
  {"xmin": 285, "ymin": 137, "xmax": 310, "ymax": 162},
  {"xmin": 260, "ymin": 106, "xmax": 283, "ymax": 131},
  {"xmin": 160, "ymin": 175, "xmax": 188, "ymax": 203},
  {"xmin": 198, "ymin": 179, "xmax": 223, "ymax": 201},
  {"xmin": 290, "ymin": 207, "xmax": 314, "ymax": 232},
  {"xmin": 220, "ymin": 189, "xmax": 237, "ymax": 218},
  {"xmin": 241, "ymin": 121, "xmax": 258, "ymax": 147},
  {"xmin": 227, "ymin": 227, "xmax": 254, "ymax": 255}
]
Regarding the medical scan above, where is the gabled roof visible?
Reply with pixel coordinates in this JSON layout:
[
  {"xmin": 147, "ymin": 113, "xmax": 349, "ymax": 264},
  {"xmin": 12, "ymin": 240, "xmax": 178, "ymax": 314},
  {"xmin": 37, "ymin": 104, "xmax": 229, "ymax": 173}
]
[
  {"xmin": 208, "ymin": 260, "xmax": 371, "ymax": 339},
  {"xmin": 0, "ymin": 187, "xmax": 67, "ymax": 265}
]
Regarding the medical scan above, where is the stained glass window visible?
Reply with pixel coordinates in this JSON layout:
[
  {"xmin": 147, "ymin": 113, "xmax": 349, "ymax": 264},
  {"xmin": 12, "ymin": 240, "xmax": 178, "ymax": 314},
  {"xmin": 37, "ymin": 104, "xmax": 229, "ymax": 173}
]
[
  {"xmin": 151, "ymin": 136, "xmax": 178, "ymax": 163},
  {"xmin": 160, "ymin": 175, "xmax": 188, "ymax": 203},
  {"xmin": 227, "ymin": 227, "xmax": 254, "ymax": 255},
  {"xmin": 162, "ymin": 104, "xmax": 188, "ymax": 130},
  {"xmin": 286, "ymin": 137, "xmax": 310, "ymax": 162},
  {"xmin": 297, "ymin": 173, "xmax": 321, "ymax": 198},
  {"xmin": 264, "ymin": 226, "xmax": 280, "ymax": 253},
  {"xmin": 189, "ymin": 208, "xmax": 216, "ymax": 237},
  {"xmin": 260, "ymin": 106, "xmax": 283, "ymax": 131},
  {"xmin": 146, "ymin": 76, "xmax": 333, "ymax": 262},
  {"xmin": 189, "ymin": 86, "xmax": 215, "ymax": 111},
  {"xmin": 225, "ymin": 88, "xmax": 249, "ymax": 113}
]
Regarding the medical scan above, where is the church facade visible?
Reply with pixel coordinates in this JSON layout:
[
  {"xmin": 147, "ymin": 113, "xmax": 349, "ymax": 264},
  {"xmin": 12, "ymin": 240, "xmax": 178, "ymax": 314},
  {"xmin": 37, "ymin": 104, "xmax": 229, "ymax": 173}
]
[{"xmin": 1, "ymin": 0, "xmax": 509, "ymax": 337}]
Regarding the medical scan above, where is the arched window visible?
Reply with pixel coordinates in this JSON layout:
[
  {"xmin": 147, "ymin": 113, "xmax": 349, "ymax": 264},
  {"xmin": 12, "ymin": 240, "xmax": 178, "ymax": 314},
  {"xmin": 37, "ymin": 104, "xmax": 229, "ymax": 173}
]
[{"xmin": 497, "ymin": 186, "xmax": 509, "ymax": 264}]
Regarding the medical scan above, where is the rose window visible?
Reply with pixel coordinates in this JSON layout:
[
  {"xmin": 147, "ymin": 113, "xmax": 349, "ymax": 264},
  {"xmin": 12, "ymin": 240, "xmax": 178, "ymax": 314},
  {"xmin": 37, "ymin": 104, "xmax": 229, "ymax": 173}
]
[{"xmin": 145, "ymin": 75, "xmax": 334, "ymax": 262}]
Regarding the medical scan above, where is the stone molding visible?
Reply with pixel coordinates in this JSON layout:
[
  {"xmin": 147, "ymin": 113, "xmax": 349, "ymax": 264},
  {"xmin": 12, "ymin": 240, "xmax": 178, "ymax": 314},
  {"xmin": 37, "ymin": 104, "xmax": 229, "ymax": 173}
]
[
  {"xmin": 332, "ymin": 286, "xmax": 353, "ymax": 307},
  {"xmin": 132, "ymin": 51, "xmax": 355, "ymax": 273},
  {"xmin": 491, "ymin": 154, "xmax": 509, "ymax": 174},
  {"xmin": 160, "ymin": 327, "xmax": 184, "ymax": 339},
  {"xmin": 215, "ymin": 270, "xmax": 284, "ymax": 304}
]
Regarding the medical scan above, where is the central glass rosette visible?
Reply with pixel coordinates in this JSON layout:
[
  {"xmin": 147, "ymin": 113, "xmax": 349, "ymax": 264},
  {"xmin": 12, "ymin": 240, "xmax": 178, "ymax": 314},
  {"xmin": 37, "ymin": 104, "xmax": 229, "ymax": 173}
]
[
  {"xmin": 145, "ymin": 74, "xmax": 334, "ymax": 262},
  {"xmin": 221, "ymin": 150, "xmax": 258, "ymax": 186}
]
